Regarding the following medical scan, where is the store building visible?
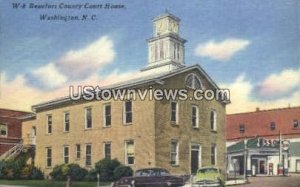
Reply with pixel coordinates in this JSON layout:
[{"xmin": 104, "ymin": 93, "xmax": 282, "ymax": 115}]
[{"xmin": 226, "ymin": 106, "xmax": 300, "ymax": 176}]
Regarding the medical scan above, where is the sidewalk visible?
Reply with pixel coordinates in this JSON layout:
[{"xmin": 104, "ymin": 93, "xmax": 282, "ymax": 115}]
[{"xmin": 225, "ymin": 179, "xmax": 248, "ymax": 186}]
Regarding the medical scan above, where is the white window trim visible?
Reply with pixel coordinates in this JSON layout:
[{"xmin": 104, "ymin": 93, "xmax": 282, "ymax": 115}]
[
  {"xmin": 103, "ymin": 142, "xmax": 112, "ymax": 159},
  {"xmin": 63, "ymin": 146, "xmax": 70, "ymax": 164},
  {"xmin": 46, "ymin": 114, "xmax": 52, "ymax": 134},
  {"xmin": 191, "ymin": 143, "xmax": 202, "ymax": 170},
  {"xmin": 85, "ymin": 107, "xmax": 92, "ymax": 129},
  {"xmin": 46, "ymin": 147, "xmax": 52, "ymax": 168},
  {"xmin": 185, "ymin": 73, "xmax": 203, "ymax": 90},
  {"xmin": 85, "ymin": 144, "xmax": 92, "ymax": 166},
  {"xmin": 192, "ymin": 105, "xmax": 199, "ymax": 128},
  {"xmin": 171, "ymin": 101, "xmax": 179, "ymax": 124},
  {"xmin": 0, "ymin": 123, "xmax": 8, "ymax": 137},
  {"xmin": 123, "ymin": 101, "xmax": 132, "ymax": 125},
  {"xmin": 211, "ymin": 144, "xmax": 217, "ymax": 166},
  {"xmin": 211, "ymin": 110, "xmax": 217, "ymax": 131},
  {"xmin": 103, "ymin": 103, "xmax": 111, "ymax": 127},
  {"xmin": 125, "ymin": 140, "xmax": 134, "ymax": 165},
  {"xmin": 63, "ymin": 112, "xmax": 70, "ymax": 132},
  {"xmin": 76, "ymin": 144, "xmax": 80, "ymax": 160},
  {"xmin": 171, "ymin": 140, "xmax": 179, "ymax": 166}
]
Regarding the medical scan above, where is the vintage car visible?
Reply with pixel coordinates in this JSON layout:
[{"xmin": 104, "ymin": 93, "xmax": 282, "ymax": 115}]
[
  {"xmin": 112, "ymin": 167, "xmax": 190, "ymax": 187},
  {"xmin": 192, "ymin": 167, "xmax": 224, "ymax": 187}
]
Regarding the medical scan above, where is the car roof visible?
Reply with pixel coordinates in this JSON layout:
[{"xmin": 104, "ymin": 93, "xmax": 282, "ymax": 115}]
[
  {"xmin": 198, "ymin": 166, "xmax": 220, "ymax": 170},
  {"xmin": 136, "ymin": 168, "xmax": 168, "ymax": 171}
]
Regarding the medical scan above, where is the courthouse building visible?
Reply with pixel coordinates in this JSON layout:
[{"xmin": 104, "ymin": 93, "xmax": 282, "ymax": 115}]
[
  {"xmin": 22, "ymin": 13, "xmax": 228, "ymax": 175},
  {"xmin": 226, "ymin": 106, "xmax": 300, "ymax": 176}
]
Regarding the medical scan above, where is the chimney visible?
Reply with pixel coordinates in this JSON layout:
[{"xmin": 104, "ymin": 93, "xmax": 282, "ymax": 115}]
[{"xmin": 256, "ymin": 107, "xmax": 260, "ymax": 112}]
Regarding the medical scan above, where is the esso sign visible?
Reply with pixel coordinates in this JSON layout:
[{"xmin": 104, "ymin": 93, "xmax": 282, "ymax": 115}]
[{"xmin": 282, "ymin": 140, "xmax": 289, "ymax": 151}]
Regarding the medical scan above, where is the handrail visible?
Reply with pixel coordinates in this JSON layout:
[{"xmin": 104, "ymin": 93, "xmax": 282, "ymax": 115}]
[{"xmin": 0, "ymin": 140, "xmax": 24, "ymax": 160}]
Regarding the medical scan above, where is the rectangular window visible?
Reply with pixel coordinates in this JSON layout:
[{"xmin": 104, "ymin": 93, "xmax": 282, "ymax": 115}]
[
  {"xmin": 270, "ymin": 122, "xmax": 276, "ymax": 131},
  {"xmin": 171, "ymin": 101, "xmax": 178, "ymax": 123},
  {"xmin": 47, "ymin": 115, "xmax": 52, "ymax": 134},
  {"xmin": 104, "ymin": 143, "xmax": 111, "ymax": 159},
  {"xmin": 170, "ymin": 140, "xmax": 179, "ymax": 165},
  {"xmin": 46, "ymin": 147, "xmax": 52, "ymax": 167},
  {"xmin": 211, "ymin": 144, "xmax": 217, "ymax": 166},
  {"xmin": 85, "ymin": 144, "xmax": 92, "ymax": 166},
  {"xmin": 125, "ymin": 140, "xmax": 134, "ymax": 165},
  {"xmin": 240, "ymin": 124, "xmax": 245, "ymax": 133},
  {"xmin": 85, "ymin": 108, "xmax": 92, "ymax": 129},
  {"xmin": 192, "ymin": 105, "xmax": 199, "ymax": 128},
  {"xmin": 0, "ymin": 123, "xmax": 7, "ymax": 137},
  {"xmin": 64, "ymin": 112, "xmax": 70, "ymax": 132},
  {"xmin": 294, "ymin": 119, "xmax": 299, "ymax": 128},
  {"xmin": 76, "ymin": 144, "xmax": 81, "ymax": 159},
  {"xmin": 63, "ymin": 146, "xmax": 69, "ymax": 164},
  {"xmin": 124, "ymin": 101, "xmax": 132, "ymax": 124},
  {"xmin": 210, "ymin": 110, "xmax": 217, "ymax": 131},
  {"xmin": 104, "ymin": 104, "xmax": 111, "ymax": 127}
]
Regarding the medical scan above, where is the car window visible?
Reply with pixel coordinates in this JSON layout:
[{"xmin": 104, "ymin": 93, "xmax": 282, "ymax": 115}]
[
  {"xmin": 135, "ymin": 169, "xmax": 170, "ymax": 176},
  {"xmin": 160, "ymin": 169, "xmax": 170, "ymax": 176},
  {"xmin": 198, "ymin": 168, "xmax": 218, "ymax": 173}
]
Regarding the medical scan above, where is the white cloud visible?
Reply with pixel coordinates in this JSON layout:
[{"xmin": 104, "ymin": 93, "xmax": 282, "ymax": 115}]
[
  {"xmin": 258, "ymin": 67, "xmax": 300, "ymax": 98},
  {"xmin": 32, "ymin": 63, "xmax": 67, "ymax": 89},
  {"xmin": 195, "ymin": 38, "xmax": 250, "ymax": 62},
  {"xmin": 221, "ymin": 73, "xmax": 300, "ymax": 114},
  {"xmin": 0, "ymin": 69, "xmax": 139, "ymax": 111},
  {"xmin": 28, "ymin": 35, "xmax": 115, "ymax": 90},
  {"xmin": 58, "ymin": 36, "xmax": 115, "ymax": 79}
]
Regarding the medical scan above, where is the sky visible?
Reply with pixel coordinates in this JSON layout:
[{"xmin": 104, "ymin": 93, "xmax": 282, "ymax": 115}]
[{"xmin": 0, "ymin": 0, "xmax": 299, "ymax": 114}]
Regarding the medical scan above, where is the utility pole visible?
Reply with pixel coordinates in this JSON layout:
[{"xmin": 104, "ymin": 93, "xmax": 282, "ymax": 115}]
[
  {"xmin": 279, "ymin": 131, "xmax": 282, "ymax": 175},
  {"xmin": 244, "ymin": 139, "xmax": 247, "ymax": 180}
]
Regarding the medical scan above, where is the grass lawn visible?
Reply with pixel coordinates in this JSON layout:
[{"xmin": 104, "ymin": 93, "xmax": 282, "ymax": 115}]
[{"xmin": 0, "ymin": 179, "xmax": 111, "ymax": 187}]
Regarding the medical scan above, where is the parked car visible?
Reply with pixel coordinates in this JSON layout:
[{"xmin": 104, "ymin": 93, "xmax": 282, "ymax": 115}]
[
  {"xmin": 192, "ymin": 167, "xmax": 224, "ymax": 187},
  {"xmin": 112, "ymin": 167, "xmax": 190, "ymax": 187}
]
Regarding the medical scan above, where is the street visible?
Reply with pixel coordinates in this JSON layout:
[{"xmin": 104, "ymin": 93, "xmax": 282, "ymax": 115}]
[{"xmin": 235, "ymin": 174, "xmax": 300, "ymax": 187}]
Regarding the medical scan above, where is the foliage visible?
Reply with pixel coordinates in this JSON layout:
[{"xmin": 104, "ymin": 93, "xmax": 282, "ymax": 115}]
[
  {"xmin": 94, "ymin": 158, "xmax": 121, "ymax": 181},
  {"xmin": 20, "ymin": 165, "xmax": 44, "ymax": 180},
  {"xmin": 0, "ymin": 153, "xmax": 43, "ymax": 180},
  {"xmin": 84, "ymin": 169, "xmax": 97, "ymax": 181},
  {"xmin": 49, "ymin": 164, "xmax": 88, "ymax": 181},
  {"xmin": 113, "ymin": 165, "xmax": 133, "ymax": 180},
  {"xmin": 29, "ymin": 166, "xmax": 44, "ymax": 180}
]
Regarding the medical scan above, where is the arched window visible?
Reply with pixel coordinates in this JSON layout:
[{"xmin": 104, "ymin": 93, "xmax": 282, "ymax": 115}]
[{"xmin": 185, "ymin": 73, "xmax": 203, "ymax": 89}]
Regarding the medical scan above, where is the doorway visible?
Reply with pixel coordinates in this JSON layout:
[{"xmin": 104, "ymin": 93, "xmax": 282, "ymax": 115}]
[
  {"xmin": 259, "ymin": 160, "xmax": 266, "ymax": 174},
  {"xmin": 191, "ymin": 144, "xmax": 201, "ymax": 174}
]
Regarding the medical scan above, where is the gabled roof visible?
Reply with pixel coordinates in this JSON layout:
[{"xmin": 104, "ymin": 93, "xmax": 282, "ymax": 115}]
[{"xmin": 32, "ymin": 64, "xmax": 225, "ymax": 112}]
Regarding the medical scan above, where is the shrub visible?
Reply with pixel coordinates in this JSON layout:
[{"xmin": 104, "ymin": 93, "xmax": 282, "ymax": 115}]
[
  {"xmin": 20, "ymin": 165, "xmax": 44, "ymax": 179},
  {"xmin": 113, "ymin": 165, "xmax": 133, "ymax": 180},
  {"xmin": 84, "ymin": 169, "xmax": 97, "ymax": 181},
  {"xmin": 94, "ymin": 158, "xmax": 121, "ymax": 181},
  {"xmin": 30, "ymin": 167, "xmax": 44, "ymax": 179},
  {"xmin": 68, "ymin": 164, "xmax": 88, "ymax": 181},
  {"xmin": 50, "ymin": 164, "xmax": 65, "ymax": 180},
  {"xmin": 50, "ymin": 164, "xmax": 87, "ymax": 181},
  {"xmin": 0, "ymin": 160, "xmax": 7, "ymax": 179}
]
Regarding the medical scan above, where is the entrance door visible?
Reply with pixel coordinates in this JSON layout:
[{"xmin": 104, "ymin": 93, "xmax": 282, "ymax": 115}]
[
  {"xmin": 191, "ymin": 144, "xmax": 201, "ymax": 174},
  {"xmin": 259, "ymin": 160, "xmax": 265, "ymax": 174},
  {"xmin": 296, "ymin": 160, "xmax": 300, "ymax": 172}
]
